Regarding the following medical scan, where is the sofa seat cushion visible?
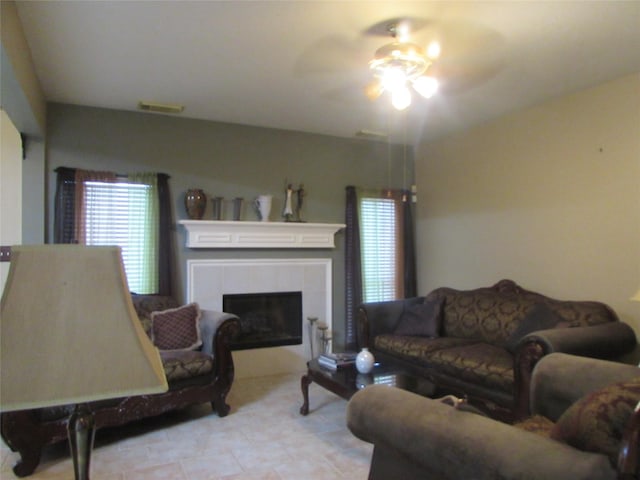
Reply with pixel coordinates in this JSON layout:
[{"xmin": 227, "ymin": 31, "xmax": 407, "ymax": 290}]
[
  {"xmin": 374, "ymin": 335, "xmax": 478, "ymax": 363},
  {"xmin": 425, "ymin": 342, "xmax": 515, "ymax": 394},
  {"xmin": 160, "ymin": 350, "xmax": 213, "ymax": 383}
]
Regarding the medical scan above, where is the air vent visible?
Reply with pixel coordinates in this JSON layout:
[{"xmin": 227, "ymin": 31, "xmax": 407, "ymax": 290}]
[
  {"xmin": 137, "ymin": 101, "xmax": 184, "ymax": 114},
  {"xmin": 355, "ymin": 129, "xmax": 388, "ymax": 141}
]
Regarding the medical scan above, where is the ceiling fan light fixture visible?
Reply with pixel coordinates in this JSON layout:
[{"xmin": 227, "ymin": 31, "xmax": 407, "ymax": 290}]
[
  {"xmin": 391, "ymin": 85, "xmax": 412, "ymax": 111},
  {"xmin": 367, "ymin": 23, "xmax": 440, "ymax": 110},
  {"xmin": 370, "ymin": 42, "xmax": 429, "ymax": 80},
  {"xmin": 413, "ymin": 75, "xmax": 439, "ymax": 99},
  {"xmin": 426, "ymin": 41, "xmax": 441, "ymax": 59}
]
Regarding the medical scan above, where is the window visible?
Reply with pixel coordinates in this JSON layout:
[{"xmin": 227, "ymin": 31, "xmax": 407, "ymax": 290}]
[
  {"xmin": 359, "ymin": 195, "xmax": 402, "ymax": 302},
  {"xmin": 83, "ymin": 181, "xmax": 158, "ymax": 294}
]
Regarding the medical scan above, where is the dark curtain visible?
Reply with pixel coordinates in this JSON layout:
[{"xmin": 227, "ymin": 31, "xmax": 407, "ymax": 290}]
[
  {"xmin": 53, "ymin": 167, "xmax": 174, "ymax": 296},
  {"xmin": 157, "ymin": 173, "xmax": 174, "ymax": 296},
  {"xmin": 402, "ymin": 190, "xmax": 417, "ymax": 297},
  {"xmin": 344, "ymin": 185, "xmax": 418, "ymax": 349},
  {"xmin": 53, "ymin": 167, "xmax": 77, "ymax": 243},
  {"xmin": 344, "ymin": 186, "xmax": 362, "ymax": 350}
]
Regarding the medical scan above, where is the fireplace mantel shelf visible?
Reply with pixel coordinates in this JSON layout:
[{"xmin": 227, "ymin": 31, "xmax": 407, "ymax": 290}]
[{"xmin": 178, "ymin": 220, "xmax": 346, "ymax": 249}]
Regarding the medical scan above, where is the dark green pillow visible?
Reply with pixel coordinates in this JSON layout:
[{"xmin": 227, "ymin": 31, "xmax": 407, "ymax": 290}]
[
  {"xmin": 394, "ymin": 298, "xmax": 443, "ymax": 337},
  {"xmin": 551, "ymin": 377, "xmax": 640, "ymax": 466},
  {"xmin": 506, "ymin": 303, "xmax": 566, "ymax": 353}
]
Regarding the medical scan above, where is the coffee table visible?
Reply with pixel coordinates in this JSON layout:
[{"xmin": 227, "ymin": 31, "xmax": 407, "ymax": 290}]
[{"xmin": 299, "ymin": 357, "xmax": 436, "ymax": 415}]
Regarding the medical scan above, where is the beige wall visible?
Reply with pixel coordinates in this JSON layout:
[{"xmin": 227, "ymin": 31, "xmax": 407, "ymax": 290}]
[
  {"xmin": 415, "ymin": 73, "xmax": 640, "ymax": 332},
  {"xmin": 0, "ymin": 109, "xmax": 22, "ymax": 288}
]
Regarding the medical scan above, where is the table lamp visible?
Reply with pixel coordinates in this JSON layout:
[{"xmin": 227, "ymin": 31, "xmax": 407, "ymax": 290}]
[
  {"xmin": 1, "ymin": 245, "xmax": 168, "ymax": 480},
  {"xmin": 632, "ymin": 289, "xmax": 640, "ymax": 302}
]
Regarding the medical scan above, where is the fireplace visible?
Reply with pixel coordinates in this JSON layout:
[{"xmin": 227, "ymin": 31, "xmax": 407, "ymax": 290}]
[
  {"xmin": 187, "ymin": 258, "xmax": 332, "ymax": 378},
  {"xmin": 223, "ymin": 291, "xmax": 302, "ymax": 350}
]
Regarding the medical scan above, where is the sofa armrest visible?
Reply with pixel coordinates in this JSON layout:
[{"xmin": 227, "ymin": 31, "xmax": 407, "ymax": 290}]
[
  {"xmin": 347, "ymin": 385, "xmax": 616, "ymax": 480},
  {"xmin": 357, "ymin": 297, "xmax": 424, "ymax": 348},
  {"xmin": 530, "ymin": 352, "xmax": 640, "ymax": 421},
  {"xmin": 199, "ymin": 310, "xmax": 240, "ymax": 356},
  {"xmin": 199, "ymin": 310, "xmax": 240, "ymax": 384},
  {"xmin": 520, "ymin": 322, "xmax": 637, "ymax": 359},
  {"xmin": 512, "ymin": 323, "xmax": 637, "ymax": 419}
]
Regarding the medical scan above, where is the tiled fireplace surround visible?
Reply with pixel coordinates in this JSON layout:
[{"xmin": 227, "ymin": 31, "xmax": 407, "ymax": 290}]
[
  {"xmin": 181, "ymin": 220, "xmax": 345, "ymax": 379},
  {"xmin": 187, "ymin": 258, "xmax": 331, "ymax": 378}
]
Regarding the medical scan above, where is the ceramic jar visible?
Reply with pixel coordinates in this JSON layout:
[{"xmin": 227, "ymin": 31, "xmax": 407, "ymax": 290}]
[
  {"xmin": 254, "ymin": 194, "xmax": 272, "ymax": 222},
  {"xmin": 184, "ymin": 189, "xmax": 207, "ymax": 220},
  {"xmin": 356, "ymin": 347, "xmax": 375, "ymax": 374}
]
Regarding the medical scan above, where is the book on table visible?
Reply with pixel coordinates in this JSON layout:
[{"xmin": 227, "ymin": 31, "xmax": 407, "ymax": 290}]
[{"xmin": 318, "ymin": 352, "xmax": 357, "ymax": 370}]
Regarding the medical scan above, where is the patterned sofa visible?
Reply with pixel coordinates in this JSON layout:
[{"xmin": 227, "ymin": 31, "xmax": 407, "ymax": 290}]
[
  {"xmin": 357, "ymin": 279, "xmax": 637, "ymax": 420},
  {"xmin": 1, "ymin": 295, "xmax": 240, "ymax": 477}
]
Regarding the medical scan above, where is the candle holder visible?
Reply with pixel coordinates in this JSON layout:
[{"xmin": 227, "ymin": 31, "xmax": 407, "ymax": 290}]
[
  {"xmin": 317, "ymin": 322, "xmax": 331, "ymax": 354},
  {"xmin": 307, "ymin": 316, "xmax": 318, "ymax": 359}
]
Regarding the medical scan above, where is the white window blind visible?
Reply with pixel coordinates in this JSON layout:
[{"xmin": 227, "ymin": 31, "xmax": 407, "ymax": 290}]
[
  {"xmin": 84, "ymin": 181, "xmax": 157, "ymax": 294},
  {"xmin": 360, "ymin": 197, "xmax": 397, "ymax": 302}
]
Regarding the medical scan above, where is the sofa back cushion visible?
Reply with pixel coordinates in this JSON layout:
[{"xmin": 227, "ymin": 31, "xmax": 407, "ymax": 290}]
[
  {"xmin": 425, "ymin": 280, "xmax": 618, "ymax": 346},
  {"xmin": 131, "ymin": 294, "xmax": 180, "ymax": 338}
]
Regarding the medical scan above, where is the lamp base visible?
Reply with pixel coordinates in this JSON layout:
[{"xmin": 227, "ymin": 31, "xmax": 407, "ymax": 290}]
[{"xmin": 68, "ymin": 403, "xmax": 95, "ymax": 480}]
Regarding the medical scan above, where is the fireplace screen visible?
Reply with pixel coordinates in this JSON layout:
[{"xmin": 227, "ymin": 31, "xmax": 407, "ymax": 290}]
[{"xmin": 223, "ymin": 291, "xmax": 302, "ymax": 350}]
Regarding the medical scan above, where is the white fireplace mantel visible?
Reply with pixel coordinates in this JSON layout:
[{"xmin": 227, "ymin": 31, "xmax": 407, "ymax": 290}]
[{"xmin": 178, "ymin": 220, "xmax": 345, "ymax": 249}]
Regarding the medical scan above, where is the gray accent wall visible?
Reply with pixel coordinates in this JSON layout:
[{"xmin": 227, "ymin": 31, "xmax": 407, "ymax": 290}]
[{"xmin": 45, "ymin": 103, "xmax": 415, "ymax": 348}]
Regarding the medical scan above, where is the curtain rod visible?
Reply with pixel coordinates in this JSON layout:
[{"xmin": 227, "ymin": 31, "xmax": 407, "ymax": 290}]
[{"xmin": 54, "ymin": 166, "xmax": 170, "ymax": 179}]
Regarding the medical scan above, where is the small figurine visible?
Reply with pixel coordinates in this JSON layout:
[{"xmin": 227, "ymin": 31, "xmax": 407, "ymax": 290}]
[{"xmin": 283, "ymin": 182, "xmax": 294, "ymax": 222}]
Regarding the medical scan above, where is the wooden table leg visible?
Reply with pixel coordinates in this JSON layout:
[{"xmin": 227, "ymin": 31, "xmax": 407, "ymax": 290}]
[{"xmin": 300, "ymin": 373, "xmax": 312, "ymax": 415}]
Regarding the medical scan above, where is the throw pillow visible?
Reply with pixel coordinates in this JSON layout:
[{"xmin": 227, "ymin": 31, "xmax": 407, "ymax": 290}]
[
  {"xmin": 151, "ymin": 303, "xmax": 202, "ymax": 351},
  {"xmin": 506, "ymin": 303, "xmax": 567, "ymax": 353},
  {"xmin": 550, "ymin": 377, "xmax": 640, "ymax": 466},
  {"xmin": 394, "ymin": 298, "xmax": 443, "ymax": 337}
]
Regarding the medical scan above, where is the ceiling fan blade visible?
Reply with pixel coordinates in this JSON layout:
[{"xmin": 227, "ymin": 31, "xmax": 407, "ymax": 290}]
[
  {"xmin": 361, "ymin": 17, "xmax": 429, "ymax": 38},
  {"xmin": 293, "ymin": 34, "xmax": 373, "ymax": 76}
]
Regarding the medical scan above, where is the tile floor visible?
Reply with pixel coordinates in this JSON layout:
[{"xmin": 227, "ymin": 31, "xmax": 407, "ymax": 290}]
[{"xmin": 1, "ymin": 373, "xmax": 373, "ymax": 479}]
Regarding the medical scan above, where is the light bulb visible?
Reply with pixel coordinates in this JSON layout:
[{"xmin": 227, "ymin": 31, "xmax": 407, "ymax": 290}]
[
  {"xmin": 381, "ymin": 67, "xmax": 407, "ymax": 92},
  {"xmin": 391, "ymin": 86, "xmax": 411, "ymax": 110},
  {"xmin": 413, "ymin": 76, "xmax": 438, "ymax": 99},
  {"xmin": 427, "ymin": 41, "xmax": 441, "ymax": 59}
]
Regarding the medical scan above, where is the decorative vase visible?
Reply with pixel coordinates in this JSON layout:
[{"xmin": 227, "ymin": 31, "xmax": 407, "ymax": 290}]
[
  {"xmin": 211, "ymin": 196, "xmax": 224, "ymax": 220},
  {"xmin": 254, "ymin": 194, "xmax": 272, "ymax": 222},
  {"xmin": 356, "ymin": 347, "xmax": 375, "ymax": 374},
  {"xmin": 184, "ymin": 189, "xmax": 207, "ymax": 220}
]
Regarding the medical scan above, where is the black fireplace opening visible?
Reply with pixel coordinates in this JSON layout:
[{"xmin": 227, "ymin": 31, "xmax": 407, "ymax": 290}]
[{"xmin": 223, "ymin": 291, "xmax": 302, "ymax": 350}]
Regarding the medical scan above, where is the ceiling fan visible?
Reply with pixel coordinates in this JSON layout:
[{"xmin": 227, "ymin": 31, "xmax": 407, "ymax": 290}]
[{"xmin": 365, "ymin": 21, "xmax": 441, "ymax": 111}]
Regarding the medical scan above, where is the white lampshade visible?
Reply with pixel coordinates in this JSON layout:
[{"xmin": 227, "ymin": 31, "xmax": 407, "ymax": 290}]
[
  {"xmin": 631, "ymin": 288, "xmax": 640, "ymax": 302},
  {"xmin": 1, "ymin": 245, "xmax": 168, "ymax": 412}
]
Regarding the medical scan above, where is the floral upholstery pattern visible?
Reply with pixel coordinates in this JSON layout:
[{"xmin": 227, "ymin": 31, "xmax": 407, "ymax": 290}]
[
  {"xmin": 131, "ymin": 294, "xmax": 215, "ymax": 383},
  {"xmin": 374, "ymin": 335, "xmax": 477, "ymax": 362},
  {"xmin": 160, "ymin": 350, "xmax": 214, "ymax": 382},
  {"xmin": 551, "ymin": 377, "xmax": 640, "ymax": 465},
  {"xmin": 131, "ymin": 294, "xmax": 180, "ymax": 337},
  {"xmin": 426, "ymin": 281, "xmax": 616, "ymax": 348},
  {"xmin": 513, "ymin": 414, "xmax": 555, "ymax": 437},
  {"xmin": 425, "ymin": 342, "xmax": 514, "ymax": 393}
]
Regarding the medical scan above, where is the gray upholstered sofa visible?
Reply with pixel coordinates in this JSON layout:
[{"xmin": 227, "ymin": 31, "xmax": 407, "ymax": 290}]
[
  {"xmin": 357, "ymin": 279, "xmax": 637, "ymax": 419},
  {"xmin": 347, "ymin": 353, "xmax": 640, "ymax": 480},
  {"xmin": 1, "ymin": 294, "xmax": 240, "ymax": 477}
]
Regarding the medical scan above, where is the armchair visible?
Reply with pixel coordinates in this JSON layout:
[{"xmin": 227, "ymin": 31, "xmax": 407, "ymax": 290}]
[{"xmin": 347, "ymin": 353, "xmax": 640, "ymax": 480}]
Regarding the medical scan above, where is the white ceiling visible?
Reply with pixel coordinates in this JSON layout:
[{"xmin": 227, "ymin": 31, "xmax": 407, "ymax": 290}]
[{"xmin": 14, "ymin": 1, "xmax": 640, "ymax": 145}]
